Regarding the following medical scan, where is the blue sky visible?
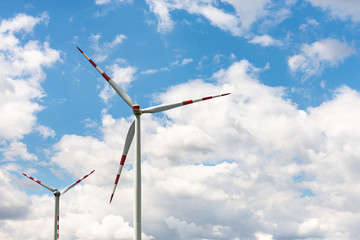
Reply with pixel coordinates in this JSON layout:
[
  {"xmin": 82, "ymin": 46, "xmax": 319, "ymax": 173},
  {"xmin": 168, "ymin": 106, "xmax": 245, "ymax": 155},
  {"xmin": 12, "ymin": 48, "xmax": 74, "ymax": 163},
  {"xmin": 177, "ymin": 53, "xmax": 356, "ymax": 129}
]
[{"xmin": 1, "ymin": 0, "xmax": 360, "ymax": 239}]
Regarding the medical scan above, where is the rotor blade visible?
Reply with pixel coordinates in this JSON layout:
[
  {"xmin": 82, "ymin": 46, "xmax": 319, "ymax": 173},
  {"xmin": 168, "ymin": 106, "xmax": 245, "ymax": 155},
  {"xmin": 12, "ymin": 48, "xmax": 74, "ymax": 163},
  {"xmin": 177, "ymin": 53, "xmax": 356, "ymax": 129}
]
[
  {"xmin": 60, "ymin": 170, "xmax": 95, "ymax": 195},
  {"xmin": 22, "ymin": 173, "xmax": 56, "ymax": 192},
  {"xmin": 76, "ymin": 46, "xmax": 135, "ymax": 108},
  {"xmin": 141, "ymin": 93, "xmax": 231, "ymax": 114},
  {"xmin": 110, "ymin": 120, "xmax": 135, "ymax": 203}
]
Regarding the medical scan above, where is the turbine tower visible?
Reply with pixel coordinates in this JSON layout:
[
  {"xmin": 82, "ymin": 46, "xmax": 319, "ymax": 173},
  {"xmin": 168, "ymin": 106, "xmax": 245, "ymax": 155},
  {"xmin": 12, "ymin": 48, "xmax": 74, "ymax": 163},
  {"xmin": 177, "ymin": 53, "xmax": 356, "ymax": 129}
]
[
  {"xmin": 77, "ymin": 46, "xmax": 230, "ymax": 240},
  {"xmin": 22, "ymin": 170, "xmax": 95, "ymax": 240}
]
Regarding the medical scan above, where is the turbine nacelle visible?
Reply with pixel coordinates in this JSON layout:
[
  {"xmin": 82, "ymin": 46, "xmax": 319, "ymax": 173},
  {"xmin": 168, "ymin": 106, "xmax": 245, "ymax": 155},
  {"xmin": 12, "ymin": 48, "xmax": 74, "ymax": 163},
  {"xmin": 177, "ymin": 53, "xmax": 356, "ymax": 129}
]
[{"xmin": 132, "ymin": 105, "xmax": 141, "ymax": 115}]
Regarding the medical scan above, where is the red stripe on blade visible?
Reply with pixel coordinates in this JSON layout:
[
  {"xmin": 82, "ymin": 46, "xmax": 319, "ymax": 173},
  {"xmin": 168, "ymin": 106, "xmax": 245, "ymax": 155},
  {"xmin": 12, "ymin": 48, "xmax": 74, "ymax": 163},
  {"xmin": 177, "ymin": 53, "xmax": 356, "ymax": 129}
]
[
  {"xmin": 89, "ymin": 59, "xmax": 97, "ymax": 68},
  {"xmin": 120, "ymin": 155, "xmax": 126, "ymax": 165},
  {"xmin": 102, "ymin": 72, "xmax": 111, "ymax": 81},
  {"xmin": 202, "ymin": 96, "xmax": 212, "ymax": 101},
  {"xmin": 222, "ymin": 93, "xmax": 231, "ymax": 96},
  {"xmin": 114, "ymin": 174, "xmax": 120, "ymax": 184},
  {"xmin": 183, "ymin": 100, "xmax": 193, "ymax": 105},
  {"xmin": 110, "ymin": 194, "xmax": 114, "ymax": 203},
  {"xmin": 36, "ymin": 180, "xmax": 41, "ymax": 184},
  {"xmin": 76, "ymin": 179, "xmax": 81, "ymax": 183}
]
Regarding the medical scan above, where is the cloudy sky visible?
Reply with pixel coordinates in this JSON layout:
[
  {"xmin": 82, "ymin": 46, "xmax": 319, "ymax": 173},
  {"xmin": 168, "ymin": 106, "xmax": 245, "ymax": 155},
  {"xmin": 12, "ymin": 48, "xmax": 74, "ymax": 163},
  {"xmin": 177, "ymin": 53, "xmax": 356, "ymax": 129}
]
[{"xmin": 1, "ymin": 0, "xmax": 360, "ymax": 239}]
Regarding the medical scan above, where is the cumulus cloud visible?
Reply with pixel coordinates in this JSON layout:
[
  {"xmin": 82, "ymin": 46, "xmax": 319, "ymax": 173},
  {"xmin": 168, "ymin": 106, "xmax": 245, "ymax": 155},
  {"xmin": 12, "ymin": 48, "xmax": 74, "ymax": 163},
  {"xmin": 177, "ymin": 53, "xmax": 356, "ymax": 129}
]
[
  {"xmin": 144, "ymin": 0, "xmax": 295, "ymax": 37},
  {"xmin": 89, "ymin": 33, "xmax": 127, "ymax": 62},
  {"xmin": 306, "ymin": 0, "xmax": 360, "ymax": 22},
  {"xmin": 0, "ymin": 12, "xmax": 49, "ymax": 34},
  {"xmin": 139, "ymin": 59, "xmax": 360, "ymax": 239},
  {"xmin": 146, "ymin": 0, "xmax": 174, "ymax": 33},
  {"xmin": 221, "ymin": 0, "xmax": 271, "ymax": 29},
  {"xmin": 1, "ymin": 141, "xmax": 38, "ymax": 161},
  {"xmin": 288, "ymin": 38, "xmax": 355, "ymax": 80},
  {"xmin": 145, "ymin": 0, "xmax": 288, "ymax": 36},
  {"xmin": 0, "ymin": 169, "xmax": 31, "ymax": 220},
  {"xmin": 249, "ymin": 34, "xmax": 282, "ymax": 47},
  {"xmin": 0, "ymin": 13, "xmax": 60, "ymax": 164},
  {"xmin": 36, "ymin": 125, "xmax": 56, "ymax": 139},
  {"xmin": 4, "ymin": 56, "xmax": 360, "ymax": 239}
]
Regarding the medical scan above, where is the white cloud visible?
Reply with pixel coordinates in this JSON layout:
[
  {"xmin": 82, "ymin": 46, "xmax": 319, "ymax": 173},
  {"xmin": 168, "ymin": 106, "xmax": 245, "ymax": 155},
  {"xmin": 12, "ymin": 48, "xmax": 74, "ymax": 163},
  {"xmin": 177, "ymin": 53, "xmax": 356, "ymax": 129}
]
[
  {"xmin": 255, "ymin": 232, "xmax": 273, "ymax": 240},
  {"xmin": 171, "ymin": 57, "xmax": 193, "ymax": 67},
  {"xmin": 146, "ymin": 0, "xmax": 174, "ymax": 33},
  {"xmin": 221, "ymin": 0, "xmax": 271, "ymax": 29},
  {"xmin": 140, "ymin": 68, "xmax": 158, "ymax": 75},
  {"xmin": 0, "ymin": 12, "xmax": 49, "ymax": 34},
  {"xmin": 0, "ymin": 169, "xmax": 31, "ymax": 220},
  {"xmin": 140, "ymin": 67, "xmax": 169, "ymax": 75},
  {"xmin": 249, "ymin": 34, "xmax": 282, "ymax": 47},
  {"xmin": 89, "ymin": 33, "xmax": 127, "ymax": 62},
  {"xmin": 181, "ymin": 58, "xmax": 193, "ymax": 65},
  {"xmin": 288, "ymin": 38, "xmax": 355, "ymax": 80},
  {"xmin": 165, "ymin": 216, "xmax": 213, "ymax": 239},
  {"xmin": 145, "ymin": 0, "xmax": 292, "ymax": 36},
  {"xmin": 0, "ymin": 13, "xmax": 60, "ymax": 164},
  {"xmin": 299, "ymin": 18, "xmax": 319, "ymax": 31},
  {"xmin": 95, "ymin": 0, "xmax": 133, "ymax": 5},
  {"xmin": 298, "ymin": 218, "xmax": 326, "ymax": 237},
  {"xmin": 99, "ymin": 63, "xmax": 137, "ymax": 102},
  {"xmin": 306, "ymin": 0, "xmax": 360, "ymax": 22},
  {"xmin": 36, "ymin": 125, "xmax": 56, "ymax": 139},
  {"xmin": 144, "ymin": 0, "xmax": 265, "ymax": 36},
  {"xmin": 75, "ymin": 215, "xmax": 153, "ymax": 240},
  {"xmin": 4, "ymin": 57, "xmax": 360, "ymax": 239},
  {"xmin": 194, "ymin": 4, "xmax": 243, "ymax": 36},
  {"xmin": 95, "ymin": 0, "xmax": 111, "ymax": 4},
  {"xmin": 1, "ymin": 141, "xmax": 38, "ymax": 161}
]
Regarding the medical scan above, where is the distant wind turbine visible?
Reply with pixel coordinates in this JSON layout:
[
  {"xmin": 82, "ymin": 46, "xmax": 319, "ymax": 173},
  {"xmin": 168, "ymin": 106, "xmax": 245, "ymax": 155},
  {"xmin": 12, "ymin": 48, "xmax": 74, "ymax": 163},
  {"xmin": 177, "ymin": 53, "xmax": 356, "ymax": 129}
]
[
  {"xmin": 22, "ymin": 170, "xmax": 95, "ymax": 240},
  {"xmin": 77, "ymin": 46, "xmax": 230, "ymax": 240}
]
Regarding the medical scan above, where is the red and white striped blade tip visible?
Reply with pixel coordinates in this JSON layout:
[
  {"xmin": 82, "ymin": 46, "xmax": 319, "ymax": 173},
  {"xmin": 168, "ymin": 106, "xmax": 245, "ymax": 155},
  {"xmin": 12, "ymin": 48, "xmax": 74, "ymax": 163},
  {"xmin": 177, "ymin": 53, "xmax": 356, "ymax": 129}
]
[
  {"xmin": 22, "ymin": 173, "xmax": 56, "ymax": 192},
  {"xmin": 76, "ymin": 46, "xmax": 135, "ymax": 108},
  {"xmin": 60, "ymin": 169, "xmax": 95, "ymax": 195},
  {"xmin": 76, "ymin": 46, "xmax": 83, "ymax": 53},
  {"xmin": 141, "ymin": 92, "xmax": 231, "ymax": 113}
]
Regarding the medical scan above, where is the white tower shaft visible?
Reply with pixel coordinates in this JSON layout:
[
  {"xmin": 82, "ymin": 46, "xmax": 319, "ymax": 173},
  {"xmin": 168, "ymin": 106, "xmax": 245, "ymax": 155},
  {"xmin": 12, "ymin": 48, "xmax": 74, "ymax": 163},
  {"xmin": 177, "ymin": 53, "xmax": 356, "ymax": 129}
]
[{"xmin": 134, "ymin": 114, "xmax": 141, "ymax": 240}]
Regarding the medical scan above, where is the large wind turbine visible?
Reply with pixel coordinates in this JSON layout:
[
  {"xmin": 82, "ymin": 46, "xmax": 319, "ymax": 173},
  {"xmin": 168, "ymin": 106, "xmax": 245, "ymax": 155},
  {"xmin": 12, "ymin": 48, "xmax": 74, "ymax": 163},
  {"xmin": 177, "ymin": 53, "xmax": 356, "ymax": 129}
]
[
  {"xmin": 77, "ymin": 46, "xmax": 230, "ymax": 240},
  {"xmin": 22, "ymin": 170, "xmax": 95, "ymax": 240}
]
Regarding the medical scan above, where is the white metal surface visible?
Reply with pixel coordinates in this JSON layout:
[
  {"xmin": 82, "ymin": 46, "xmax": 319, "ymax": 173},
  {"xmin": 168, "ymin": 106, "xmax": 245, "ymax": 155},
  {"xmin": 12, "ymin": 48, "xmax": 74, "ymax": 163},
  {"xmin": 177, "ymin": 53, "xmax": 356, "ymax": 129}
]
[{"xmin": 134, "ymin": 114, "xmax": 141, "ymax": 240}]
